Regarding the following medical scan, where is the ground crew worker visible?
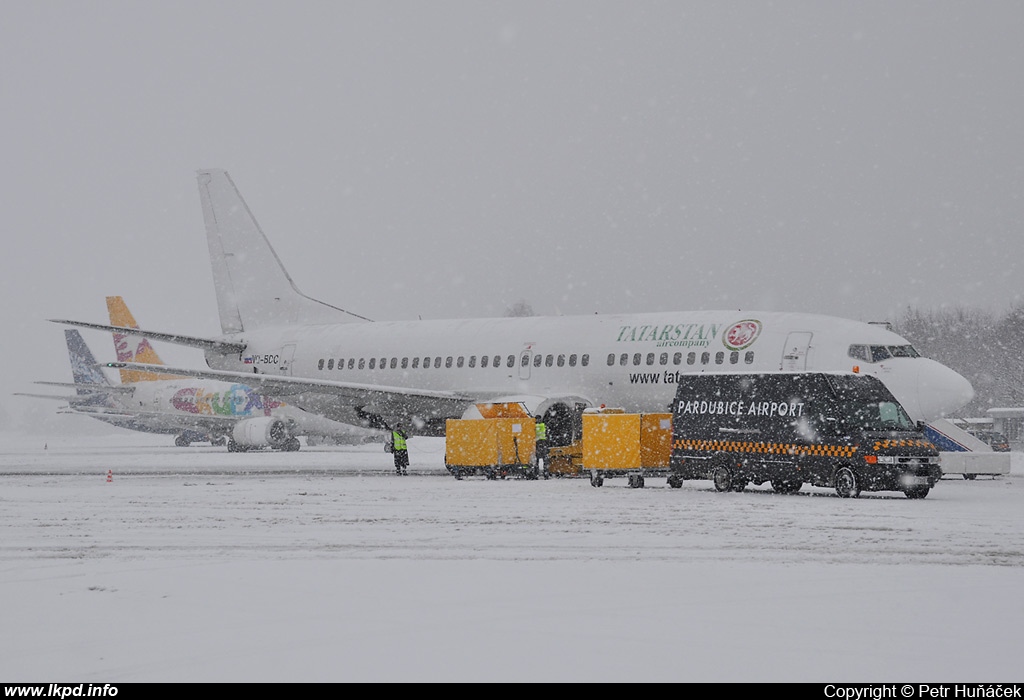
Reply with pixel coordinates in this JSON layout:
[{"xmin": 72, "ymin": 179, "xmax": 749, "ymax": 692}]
[
  {"xmin": 535, "ymin": 420, "xmax": 548, "ymax": 473},
  {"xmin": 391, "ymin": 424, "xmax": 409, "ymax": 475}
]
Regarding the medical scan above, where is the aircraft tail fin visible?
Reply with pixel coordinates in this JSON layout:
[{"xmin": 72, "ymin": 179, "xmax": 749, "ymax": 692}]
[
  {"xmin": 196, "ymin": 169, "xmax": 371, "ymax": 334},
  {"xmin": 64, "ymin": 330, "xmax": 118, "ymax": 408},
  {"xmin": 105, "ymin": 296, "xmax": 180, "ymax": 383}
]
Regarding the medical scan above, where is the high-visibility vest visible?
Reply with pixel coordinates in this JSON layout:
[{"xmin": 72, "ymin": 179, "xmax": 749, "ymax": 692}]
[
  {"xmin": 535, "ymin": 422, "xmax": 547, "ymax": 441},
  {"xmin": 392, "ymin": 431, "xmax": 407, "ymax": 451}
]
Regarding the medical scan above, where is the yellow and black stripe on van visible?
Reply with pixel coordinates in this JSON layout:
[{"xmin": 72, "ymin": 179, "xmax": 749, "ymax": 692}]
[
  {"xmin": 872, "ymin": 438, "xmax": 935, "ymax": 451},
  {"xmin": 673, "ymin": 439, "xmax": 859, "ymax": 459}
]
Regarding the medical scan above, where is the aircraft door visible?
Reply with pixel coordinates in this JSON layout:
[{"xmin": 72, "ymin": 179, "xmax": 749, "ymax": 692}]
[
  {"xmin": 279, "ymin": 344, "xmax": 297, "ymax": 376},
  {"xmin": 782, "ymin": 332, "xmax": 813, "ymax": 371},
  {"xmin": 519, "ymin": 350, "xmax": 532, "ymax": 380}
]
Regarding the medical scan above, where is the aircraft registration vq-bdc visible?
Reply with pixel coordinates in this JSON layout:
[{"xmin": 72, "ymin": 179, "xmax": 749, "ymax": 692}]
[{"xmin": 52, "ymin": 169, "xmax": 975, "ymax": 446}]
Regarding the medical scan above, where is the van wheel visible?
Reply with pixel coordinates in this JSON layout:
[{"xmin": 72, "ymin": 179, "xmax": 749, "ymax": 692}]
[
  {"xmin": 712, "ymin": 466, "xmax": 734, "ymax": 492},
  {"xmin": 835, "ymin": 467, "xmax": 860, "ymax": 498},
  {"xmin": 904, "ymin": 486, "xmax": 930, "ymax": 499},
  {"xmin": 667, "ymin": 474, "xmax": 683, "ymax": 489},
  {"xmin": 771, "ymin": 479, "xmax": 802, "ymax": 494},
  {"xmin": 590, "ymin": 474, "xmax": 604, "ymax": 487}
]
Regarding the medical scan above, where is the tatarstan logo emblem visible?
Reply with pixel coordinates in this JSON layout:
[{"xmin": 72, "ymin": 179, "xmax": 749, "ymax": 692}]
[{"xmin": 723, "ymin": 319, "xmax": 762, "ymax": 350}]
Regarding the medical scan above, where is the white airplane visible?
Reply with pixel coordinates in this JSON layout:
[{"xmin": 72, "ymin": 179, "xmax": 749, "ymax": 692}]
[
  {"xmin": 52, "ymin": 169, "xmax": 975, "ymax": 448},
  {"xmin": 26, "ymin": 298, "xmax": 379, "ymax": 450}
]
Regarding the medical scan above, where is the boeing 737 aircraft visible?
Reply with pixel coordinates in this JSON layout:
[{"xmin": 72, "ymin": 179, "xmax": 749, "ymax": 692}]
[
  {"xmin": 27, "ymin": 299, "xmax": 379, "ymax": 450},
  {"xmin": 53, "ymin": 169, "xmax": 975, "ymax": 447}
]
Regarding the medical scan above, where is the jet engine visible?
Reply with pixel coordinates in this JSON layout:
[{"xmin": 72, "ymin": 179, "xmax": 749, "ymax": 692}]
[{"xmin": 228, "ymin": 416, "xmax": 295, "ymax": 451}]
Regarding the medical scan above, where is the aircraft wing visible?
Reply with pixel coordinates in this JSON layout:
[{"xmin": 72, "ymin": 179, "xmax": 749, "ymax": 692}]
[
  {"xmin": 32, "ymin": 381, "xmax": 135, "ymax": 395},
  {"xmin": 102, "ymin": 361, "xmax": 478, "ymax": 428},
  {"xmin": 49, "ymin": 319, "xmax": 246, "ymax": 355},
  {"xmin": 14, "ymin": 392, "xmax": 75, "ymax": 402}
]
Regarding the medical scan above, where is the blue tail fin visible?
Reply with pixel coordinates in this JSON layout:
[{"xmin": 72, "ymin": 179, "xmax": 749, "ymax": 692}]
[{"xmin": 65, "ymin": 330, "xmax": 117, "ymax": 407}]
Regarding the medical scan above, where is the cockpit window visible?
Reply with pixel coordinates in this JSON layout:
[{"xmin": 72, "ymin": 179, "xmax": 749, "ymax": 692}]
[
  {"xmin": 849, "ymin": 344, "xmax": 922, "ymax": 363},
  {"xmin": 888, "ymin": 345, "xmax": 920, "ymax": 358},
  {"xmin": 869, "ymin": 345, "xmax": 891, "ymax": 361},
  {"xmin": 848, "ymin": 345, "xmax": 870, "ymax": 362}
]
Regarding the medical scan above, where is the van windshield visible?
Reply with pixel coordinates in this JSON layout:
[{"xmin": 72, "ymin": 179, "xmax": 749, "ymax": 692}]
[{"xmin": 825, "ymin": 375, "xmax": 916, "ymax": 432}]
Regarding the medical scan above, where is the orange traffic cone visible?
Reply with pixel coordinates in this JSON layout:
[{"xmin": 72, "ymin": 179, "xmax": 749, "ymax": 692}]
[{"xmin": 106, "ymin": 469, "xmax": 112, "ymax": 483}]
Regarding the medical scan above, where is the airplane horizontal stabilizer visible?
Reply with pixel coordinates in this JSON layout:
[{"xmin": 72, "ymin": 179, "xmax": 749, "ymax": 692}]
[{"xmin": 49, "ymin": 320, "xmax": 246, "ymax": 355}]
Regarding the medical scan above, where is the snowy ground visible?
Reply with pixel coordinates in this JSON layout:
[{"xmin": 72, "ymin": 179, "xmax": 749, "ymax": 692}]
[{"xmin": 1, "ymin": 433, "xmax": 1023, "ymax": 683}]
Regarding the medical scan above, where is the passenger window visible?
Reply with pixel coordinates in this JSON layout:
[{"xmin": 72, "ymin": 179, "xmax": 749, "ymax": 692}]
[
  {"xmin": 434, "ymin": 357, "xmax": 442, "ymax": 369},
  {"xmin": 520, "ymin": 355, "xmax": 529, "ymax": 367},
  {"xmin": 660, "ymin": 353, "xmax": 668, "ymax": 365},
  {"xmin": 506, "ymin": 355, "xmax": 515, "ymax": 368},
  {"xmin": 338, "ymin": 359, "xmax": 345, "ymax": 369},
  {"xmin": 744, "ymin": 351, "xmax": 754, "ymax": 365},
  {"xmin": 620, "ymin": 354, "xmax": 628, "ymax": 366},
  {"xmin": 646, "ymin": 353, "xmax": 655, "ymax": 366},
  {"xmin": 468, "ymin": 356, "xmax": 476, "ymax": 368},
  {"xmin": 701, "ymin": 352, "xmax": 710, "ymax": 365},
  {"xmin": 546, "ymin": 355, "xmax": 554, "ymax": 367},
  {"xmin": 607, "ymin": 353, "xmax": 616, "ymax": 366},
  {"xmin": 715, "ymin": 352, "xmax": 724, "ymax": 364},
  {"xmin": 318, "ymin": 359, "xmax": 325, "ymax": 370},
  {"xmin": 401, "ymin": 357, "xmax": 408, "ymax": 369},
  {"xmin": 481, "ymin": 355, "xmax": 489, "ymax": 368},
  {"xmin": 569, "ymin": 354, "xmax": 577, "ymax": 367},
  {"xmin": 729, "ymin": 352, "xmax": 738, "ymax": 365},
  {"xmin": 494, "ymin": 355, "xmax": 501, "ymax": 368},
  {"xmin": 457, "ymin": 356, "xmax": 464, "ymax": 368},
  {"xmin": 390, "ymin": 358, "xmax": 398, "ymax": 369},
  {"xmin": 687, "ymin": 352, "xmax": 696, "ymax": 365},
  {"xmin": 369, "ymin": 358, "xmax": 376, "ymax": 370},
  {"xmin": 673, "ymin": 352, "xmax": 682, "ymax": 365},
  {"xmin": 327, "ymin": 359, "xmax": 334, "ymax": 370},
  {"xmin": 557, "ymin": 355, "xmax": 565, "ymax": 367},
  {"xmin": 412, "ymin": 357, "xmax": 420, "ymax": 369},
  {"xmin": 633, "ymin": 353, "xmax": 641, "ymax": 366},
  {"xmin": 358, "ymin": 358, "xmax": 365, "ymax": 370},
  {"xmin": 445, "ymin": 357, "xmax": 453, "ymax": 368},
  {"xmin": 423, "ymin": 357, "xmax": 431, "ymax": 368},
  {"xmin": 581, "ymin": 354, "xmax": 589, "ymax": 367}
]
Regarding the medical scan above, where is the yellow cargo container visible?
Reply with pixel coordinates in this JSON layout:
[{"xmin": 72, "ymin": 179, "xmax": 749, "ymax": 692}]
[
  {"xmin": 580, "ymin": 411, "xmax": 674, "ymax": 487},
  {"xmin": 640, "ymin": 413, "xmax": 673, "ymax": 468},
  {"xmin": 582, "ymin": 413, "xmax": 642, "ymax": 471},
  {"xmin": 444, "ymin": 417, "xmax": 536, "ymax": 479}
]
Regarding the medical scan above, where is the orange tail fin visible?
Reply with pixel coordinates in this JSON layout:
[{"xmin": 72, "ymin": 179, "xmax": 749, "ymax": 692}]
[{"xmin": 106, "ymin": 296, "xmax": 179, "ymax": 383}]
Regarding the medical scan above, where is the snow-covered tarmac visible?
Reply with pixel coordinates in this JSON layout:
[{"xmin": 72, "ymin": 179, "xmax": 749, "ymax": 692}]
[{"xmin": 2, "ymin": 434, "xmax": 1022, "ymax": 682}]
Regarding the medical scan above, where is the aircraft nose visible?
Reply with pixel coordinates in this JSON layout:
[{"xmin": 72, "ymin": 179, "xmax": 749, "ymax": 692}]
[{"xmin": 915, "ymin": 360, "xmax": 974, "ymax": 421}]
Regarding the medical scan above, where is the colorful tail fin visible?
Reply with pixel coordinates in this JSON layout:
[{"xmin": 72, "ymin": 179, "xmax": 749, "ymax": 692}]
[
  {"xmin": 196, "ymin": 169, "xmax": 371, "ymax": 334},
  {"xmin": 106, "ymin": 296, "xmax": 179, "ymax": 383}
]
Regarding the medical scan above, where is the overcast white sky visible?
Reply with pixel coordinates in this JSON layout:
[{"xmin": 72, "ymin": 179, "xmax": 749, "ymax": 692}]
[{"xmin": 2, "ymin": 2, "xmax": 1022, "ymax": 420}]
